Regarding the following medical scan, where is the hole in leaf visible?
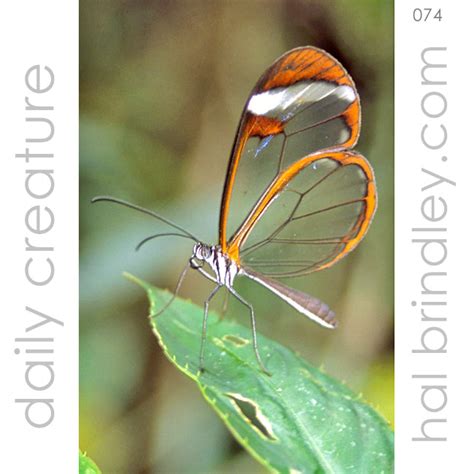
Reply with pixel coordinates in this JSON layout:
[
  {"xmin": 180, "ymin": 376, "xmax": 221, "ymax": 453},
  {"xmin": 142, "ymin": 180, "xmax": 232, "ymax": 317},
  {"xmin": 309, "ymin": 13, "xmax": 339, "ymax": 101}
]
[
  {"xmin": 222, "ymin": 334, "xmax": 250, "ymax": 347},
  {"xmin": 227, "ymin": 393, "xmax": 277, "ymax": 441}
]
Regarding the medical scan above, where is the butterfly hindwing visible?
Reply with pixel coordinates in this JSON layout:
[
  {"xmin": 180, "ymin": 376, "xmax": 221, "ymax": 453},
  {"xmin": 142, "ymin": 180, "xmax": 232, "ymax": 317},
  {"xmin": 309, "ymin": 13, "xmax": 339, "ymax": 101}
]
[{"xmin": 232, "ymin": 151, "xmax": 376, "ymax": 276}]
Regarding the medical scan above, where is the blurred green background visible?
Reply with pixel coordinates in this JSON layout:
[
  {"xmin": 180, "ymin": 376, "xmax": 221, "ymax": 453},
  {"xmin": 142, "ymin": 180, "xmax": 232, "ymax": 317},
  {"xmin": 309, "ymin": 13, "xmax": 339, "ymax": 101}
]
[{"xmin": 80, "ymin": 1, "xmax": 393, "ymax": 472}]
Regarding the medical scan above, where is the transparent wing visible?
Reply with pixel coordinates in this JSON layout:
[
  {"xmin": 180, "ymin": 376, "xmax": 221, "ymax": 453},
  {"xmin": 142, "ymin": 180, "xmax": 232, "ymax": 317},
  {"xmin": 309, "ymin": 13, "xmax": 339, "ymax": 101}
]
[
  {"xmin": 219, "ymin": 46, "xmax": 361, "ymax": 250},
  {"xmin": 228, "ymin": 151, "xmax": 376, "ymax": 277}
]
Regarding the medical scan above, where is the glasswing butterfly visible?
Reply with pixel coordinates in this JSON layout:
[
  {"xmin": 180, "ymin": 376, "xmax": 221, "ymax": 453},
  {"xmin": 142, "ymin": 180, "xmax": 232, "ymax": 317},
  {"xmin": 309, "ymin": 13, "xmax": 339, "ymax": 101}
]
[{"xmin": 93, "ymin": 46, "xmax": 377, "ymax": 374}]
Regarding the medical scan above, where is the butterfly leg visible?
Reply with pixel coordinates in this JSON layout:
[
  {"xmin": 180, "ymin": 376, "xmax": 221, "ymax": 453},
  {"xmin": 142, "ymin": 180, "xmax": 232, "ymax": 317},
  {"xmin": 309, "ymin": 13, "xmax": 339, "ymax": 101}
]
[
  {"xmin": 219, "ymin": 289, "xmax": 229, "ymax": 321},
  {"xmin": 199, "ymin": 284, "xmax": 222, "ymax": 373},
  {"xmin": 152, "ymin": 261, "xmax": 190, "ymax": 318},
  {"xmin": 227, "ymin": 287, "xmax": 271, "ymax": 376}
]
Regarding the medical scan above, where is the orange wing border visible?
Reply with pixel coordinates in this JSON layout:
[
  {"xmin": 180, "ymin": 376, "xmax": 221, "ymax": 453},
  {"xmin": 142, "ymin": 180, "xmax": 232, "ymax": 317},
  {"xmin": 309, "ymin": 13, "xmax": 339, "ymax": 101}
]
[
  {"xmin": 218, "ymin": 46, "xmax": 361, "ymax": 251},
  {"xmin": 226, "ymin": 151, "xmax": 377, "ymax": 273}
]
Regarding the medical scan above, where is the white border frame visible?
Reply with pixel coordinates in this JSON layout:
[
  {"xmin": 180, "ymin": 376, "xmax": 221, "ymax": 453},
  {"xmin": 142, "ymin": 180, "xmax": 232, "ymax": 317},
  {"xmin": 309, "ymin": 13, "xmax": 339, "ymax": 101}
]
[
  {"xmin": 396, "ymin": 1, "xmax": 473, "ymax": 470},
  {"xmin": 0, "ymin": 2, "xmax": 78, "ymax": 472}
]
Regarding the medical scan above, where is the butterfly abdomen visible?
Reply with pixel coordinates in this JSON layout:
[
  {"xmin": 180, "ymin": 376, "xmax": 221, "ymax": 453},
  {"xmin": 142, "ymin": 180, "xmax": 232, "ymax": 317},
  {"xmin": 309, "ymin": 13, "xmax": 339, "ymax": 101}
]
[{"xmin": 242, "ymin": 267, "xmax": 337, "ymax": 329}]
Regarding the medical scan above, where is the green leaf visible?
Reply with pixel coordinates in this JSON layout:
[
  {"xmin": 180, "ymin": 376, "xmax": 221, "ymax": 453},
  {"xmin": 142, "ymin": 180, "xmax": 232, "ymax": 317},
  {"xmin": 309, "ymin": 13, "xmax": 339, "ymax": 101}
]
[
  {"xmin": 128, "ymin": 273, "xmax": 394, "ymax": 474},
  {"xmin": 79, "ymin": 451, "xmax": 101, "ymax": 474}
]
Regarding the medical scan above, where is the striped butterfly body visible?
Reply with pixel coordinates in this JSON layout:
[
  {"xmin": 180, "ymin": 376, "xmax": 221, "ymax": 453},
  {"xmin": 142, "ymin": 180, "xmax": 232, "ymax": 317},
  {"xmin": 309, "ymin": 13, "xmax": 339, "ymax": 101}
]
[{"xmin": 94, "ymin": 46, "xmax": 376, "ymax": 374}]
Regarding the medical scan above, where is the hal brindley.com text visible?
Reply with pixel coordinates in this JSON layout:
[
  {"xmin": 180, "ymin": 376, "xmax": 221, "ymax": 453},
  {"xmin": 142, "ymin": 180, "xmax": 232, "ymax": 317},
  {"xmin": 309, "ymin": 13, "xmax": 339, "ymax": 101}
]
[
  {"xmin": 14, "ymin": 65, "xmax": 64, "ymax": 428},
  {"xmin": 411, "ymin": 47, "xmax": 454, "ymax": 443}
]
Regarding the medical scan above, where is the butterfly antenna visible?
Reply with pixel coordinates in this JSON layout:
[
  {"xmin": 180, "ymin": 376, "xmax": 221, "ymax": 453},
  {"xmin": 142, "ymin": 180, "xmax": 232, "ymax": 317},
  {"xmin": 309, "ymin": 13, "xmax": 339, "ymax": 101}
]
[
  {"xmin": 151, "ymin": 261, "xmax": 191, "ymax": 318},
  {"xmin": 135, "ymin": 232, "xmax": 196, "ymax": 252},
  {"xmin": 92, "ymin": 196, "xmax": 200, "ymax": 242}
]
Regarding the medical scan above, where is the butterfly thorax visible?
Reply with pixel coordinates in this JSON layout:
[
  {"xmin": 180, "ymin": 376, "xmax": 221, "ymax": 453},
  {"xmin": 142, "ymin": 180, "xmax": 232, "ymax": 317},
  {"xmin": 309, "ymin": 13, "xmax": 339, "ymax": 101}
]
[{"xmin": 191, "ymin": 243, "xmax": 239, "ymax": 287}]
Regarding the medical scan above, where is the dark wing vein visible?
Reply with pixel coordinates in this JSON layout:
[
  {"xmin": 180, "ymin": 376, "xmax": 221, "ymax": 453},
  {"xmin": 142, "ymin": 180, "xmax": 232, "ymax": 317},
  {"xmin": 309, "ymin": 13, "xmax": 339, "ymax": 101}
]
[{"xmin": 240, "ymin": 165, "xmax": 356, "ymax": 258}]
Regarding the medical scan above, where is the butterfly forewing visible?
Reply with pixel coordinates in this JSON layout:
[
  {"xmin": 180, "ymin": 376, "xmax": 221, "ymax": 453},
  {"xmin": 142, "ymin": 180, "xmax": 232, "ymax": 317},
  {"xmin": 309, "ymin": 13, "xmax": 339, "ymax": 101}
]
[
  {"xmin": 219, "ymin": 47, "xmax": 361, "ymax": 250},
  {"xmin": 221, "ymin": 133, "xmax": 284, "ymax": 242}
]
